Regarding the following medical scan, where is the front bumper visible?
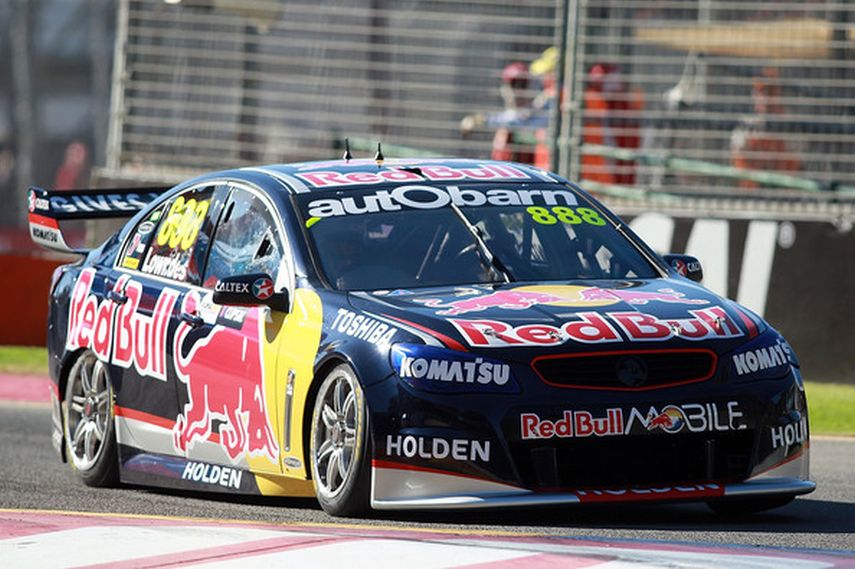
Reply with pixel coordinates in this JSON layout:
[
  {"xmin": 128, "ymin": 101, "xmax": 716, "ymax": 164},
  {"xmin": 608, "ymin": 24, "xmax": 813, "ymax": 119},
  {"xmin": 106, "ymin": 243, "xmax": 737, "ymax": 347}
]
[
  {"xmin": 371, "ymin": 450, "xmax": 814, "ymax": 510},
  {"xmin": 367, "ymin": 366, "xmax": 813, "ymax": 510}
]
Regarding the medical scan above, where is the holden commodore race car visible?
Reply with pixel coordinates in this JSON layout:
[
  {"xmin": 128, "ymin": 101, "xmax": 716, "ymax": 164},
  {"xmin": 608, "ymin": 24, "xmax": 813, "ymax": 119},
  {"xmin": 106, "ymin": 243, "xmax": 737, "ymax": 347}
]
[{"xmin": 28, "ymin": 157, "xmax": 813, "ymax": 517}]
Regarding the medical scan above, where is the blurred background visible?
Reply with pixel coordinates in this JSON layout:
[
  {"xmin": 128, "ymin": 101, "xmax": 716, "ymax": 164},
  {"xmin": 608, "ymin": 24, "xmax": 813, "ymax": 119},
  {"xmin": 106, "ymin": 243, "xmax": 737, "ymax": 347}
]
[{"xmin": 0, "ymin": 0, "xmax": 852, "ymax": 381}]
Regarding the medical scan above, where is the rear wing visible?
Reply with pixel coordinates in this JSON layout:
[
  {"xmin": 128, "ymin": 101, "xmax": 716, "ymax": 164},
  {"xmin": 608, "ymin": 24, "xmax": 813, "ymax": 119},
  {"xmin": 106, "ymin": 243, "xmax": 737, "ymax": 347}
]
[{"xmin": 27, "ymin": 186, "xmax": 171, "ymax": 254}]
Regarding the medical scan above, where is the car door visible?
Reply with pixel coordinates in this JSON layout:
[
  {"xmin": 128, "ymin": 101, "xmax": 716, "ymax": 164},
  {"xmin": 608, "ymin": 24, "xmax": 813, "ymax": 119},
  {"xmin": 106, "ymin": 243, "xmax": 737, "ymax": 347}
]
[
  {"xmin": 112, "ymin": 183, "xmax": 221, "ymax": 462},
  {"xmin": 177, "ymin": 183, "xmax": 289, "ymax": 475}
]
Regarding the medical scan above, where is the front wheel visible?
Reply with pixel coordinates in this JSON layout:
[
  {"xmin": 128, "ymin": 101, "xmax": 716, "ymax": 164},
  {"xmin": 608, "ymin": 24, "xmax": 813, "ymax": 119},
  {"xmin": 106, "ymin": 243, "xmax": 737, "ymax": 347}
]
[
  {"xmin": 309, "ymin": 364, "xmax": 371, "ymax": 517},
  {"xmin": 64, "ymin": 351, "xmax": 119, "ymax": 487}
]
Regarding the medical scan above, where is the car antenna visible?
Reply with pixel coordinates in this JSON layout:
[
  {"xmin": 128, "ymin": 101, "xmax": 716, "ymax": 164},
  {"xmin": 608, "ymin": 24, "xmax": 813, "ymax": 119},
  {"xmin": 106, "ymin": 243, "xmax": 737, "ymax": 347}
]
[
  {"xmin": 343, "ymin": 138, "xmax": 352, "ymax": 163},
  {"xmin": 374, "ymin": 142, "xmax": 384, "ymax": 167}
]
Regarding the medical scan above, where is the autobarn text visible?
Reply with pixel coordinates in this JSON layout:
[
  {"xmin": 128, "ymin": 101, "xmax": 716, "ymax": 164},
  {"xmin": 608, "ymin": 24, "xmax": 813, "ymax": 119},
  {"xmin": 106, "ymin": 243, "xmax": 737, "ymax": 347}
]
[{"xmin": 305, "ymin": 184, "xmax": 577, "ymax": 218}]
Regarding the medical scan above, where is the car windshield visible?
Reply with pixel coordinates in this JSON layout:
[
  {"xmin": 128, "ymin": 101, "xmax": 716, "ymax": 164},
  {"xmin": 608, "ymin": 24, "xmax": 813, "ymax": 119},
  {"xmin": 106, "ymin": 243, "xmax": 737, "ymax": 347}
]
[{"xmin": 297, "ymin": 183, "xmax": 659, "ymax": 290}]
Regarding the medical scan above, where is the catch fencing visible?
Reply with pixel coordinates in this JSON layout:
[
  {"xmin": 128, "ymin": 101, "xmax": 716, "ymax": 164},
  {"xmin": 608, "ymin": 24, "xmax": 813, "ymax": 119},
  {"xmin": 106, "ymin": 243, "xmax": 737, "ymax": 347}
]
[{"xmin": 106, "ymin": 0, "xmax": 855, "ymax": 204}]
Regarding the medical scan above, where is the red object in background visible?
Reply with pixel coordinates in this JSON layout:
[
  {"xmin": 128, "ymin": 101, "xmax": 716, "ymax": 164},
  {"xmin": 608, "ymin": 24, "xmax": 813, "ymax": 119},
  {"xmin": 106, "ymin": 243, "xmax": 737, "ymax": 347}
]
[
  {"xmin": 53, "ymin": 141, "xmax": 89, "ymax": 191},
  {"xmin": 0, "ymin": 253, "xmax": 64, "ymax": 346},
  {"xmin": 582, "ymin": 63, "xmax": 644, "ymax": 185}
]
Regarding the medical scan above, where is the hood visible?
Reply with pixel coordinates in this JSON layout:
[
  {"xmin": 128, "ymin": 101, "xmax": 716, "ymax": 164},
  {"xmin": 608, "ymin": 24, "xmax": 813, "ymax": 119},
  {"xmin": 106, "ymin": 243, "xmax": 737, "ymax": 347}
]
[{"xmin": 348, "ymin": 279, "xmax": 759, "ymax": 358}]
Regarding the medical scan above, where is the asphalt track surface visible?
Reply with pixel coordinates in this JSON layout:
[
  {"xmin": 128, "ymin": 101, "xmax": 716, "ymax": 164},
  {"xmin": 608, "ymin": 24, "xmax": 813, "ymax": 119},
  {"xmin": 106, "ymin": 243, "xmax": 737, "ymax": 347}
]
[{"xmin": 1, "ymin": 400, "xmax": 853, "ymax": 554}]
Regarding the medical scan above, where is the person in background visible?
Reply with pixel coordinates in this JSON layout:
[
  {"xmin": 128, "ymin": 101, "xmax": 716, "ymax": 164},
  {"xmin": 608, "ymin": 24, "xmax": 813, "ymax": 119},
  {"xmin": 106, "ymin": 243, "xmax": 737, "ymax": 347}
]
[
  {"xmin": 461, "ymin": 55, "xmax": 554, "ymax": 167},
  {"xmin": 582, "ymin": 63, "xmax": 644, "ymax": 185},
  {"xmin": 53, "ymin": 140, "xmax": 89, "ymax": 190},
  {"xmin": 487, "ymin": 62, "xmax": 536, "ymax": 164},
  {"xmin": 731, "ymin": 67, "xmax": 802, "ymax": 188}
]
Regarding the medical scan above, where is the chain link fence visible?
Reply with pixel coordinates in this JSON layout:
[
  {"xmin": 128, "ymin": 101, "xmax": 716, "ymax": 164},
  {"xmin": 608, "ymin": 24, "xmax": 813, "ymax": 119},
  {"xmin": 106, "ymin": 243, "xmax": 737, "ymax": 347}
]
[
  {"xmin": 108, "ymin": 0, "xmax": 557, "ymax": 177},
  {"xmin": 106, "ymin": 0, "xmax": 855, "ymax": 209},
  {"xmin": 563, "ymin": 0, "xmax": 855, "ymax": 204}
]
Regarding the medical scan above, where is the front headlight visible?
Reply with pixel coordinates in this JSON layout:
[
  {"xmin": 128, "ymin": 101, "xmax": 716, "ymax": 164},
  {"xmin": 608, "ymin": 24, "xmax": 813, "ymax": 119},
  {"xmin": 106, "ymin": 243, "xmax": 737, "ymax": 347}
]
[
  {"xmin": 389, "ymin": 343, "xmax": 519, "ymax": 394},
  {"xmin": 729, "ymin": 330, "xmax": 799, "ymax": 382}
]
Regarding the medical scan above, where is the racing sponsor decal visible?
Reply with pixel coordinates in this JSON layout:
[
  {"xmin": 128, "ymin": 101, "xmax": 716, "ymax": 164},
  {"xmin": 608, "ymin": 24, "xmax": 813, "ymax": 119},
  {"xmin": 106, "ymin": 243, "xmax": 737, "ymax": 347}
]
[
  {"xmin": 731, "ymin": 339, "xmax": 791, "ymax": 377},
  {"xmin": 305, "ymin": 184, "xmax": 577, "ymax": 219},
  {"xmin": 216, "ymin": 306, "xmax": 250, "ymax": 329},
  {"xmin": 771, "ymin": 416, "xmax": 807, "ymax": 449},
  {"xmin": 67, "ymin": 268, "xmax": 177, "ymax": 380},
  {"xmin": 30, "ymin": 223, "xmax": 62, "ymax": 245},
  {"xmin": 141, "ymin": 251, "xmax": 188, "ymax": 281},
  {"xmin": 48, "ymin": 191, "xmax": 162, "ymax": 216},
  {"xmin": 215, "ymin": 280, "xmax": 250, "ymax": 294},
  {"xmin": 385, "ymin": 435, "xmax": 491, "ymax": 462},
  {"xmin": 296, "ymin": 163, "xmax": 531, "ymax": 187},
  {"xmin": 390, "ymin": 344, "xmax": 515, "ymax": 393},
  {"xmin": 121, "ymin": 208, "xmax": 164, "ymax": 271},
  {"xmin": 416, "ymin": 285, "xmax": 708, "ymax": 316},
  {"xmin": 28, "ymin": 189, "xmax": 50, "ymax": 213},
  {"xmin": 331, "ymin": 308, "xmax": 397, "ymax": 346},
  {"xmin": 172, "ymin": 291, "xmax": 279, "ymax": 463},
  {"xmin": 252, "ymin": 277, "xmax": 274, "ymax": 300},
  {"xmin": 671, "ymin": 258, "xmax": 701, "ymax": 277},
  {"xmin": 451, "ymin": 306, "xmax": 741, "ymax": 348},
  {"xmin": 575, "ymin": 483, "xmax": 723, "ymax": 503},
  {"xmin": 181, "ymin": 461, "xmax": 244, "ymax": 490},
  {"xmin": 520, "ymin": 401, "xmax": 745, "ymax": 440}
]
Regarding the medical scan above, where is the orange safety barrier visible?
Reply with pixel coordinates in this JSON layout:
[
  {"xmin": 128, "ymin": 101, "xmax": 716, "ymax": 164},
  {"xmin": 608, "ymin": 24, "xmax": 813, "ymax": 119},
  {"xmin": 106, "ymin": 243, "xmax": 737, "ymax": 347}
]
[{"xmin": 0, "ymin": 254, "xmax": 64, "ymax": 346}]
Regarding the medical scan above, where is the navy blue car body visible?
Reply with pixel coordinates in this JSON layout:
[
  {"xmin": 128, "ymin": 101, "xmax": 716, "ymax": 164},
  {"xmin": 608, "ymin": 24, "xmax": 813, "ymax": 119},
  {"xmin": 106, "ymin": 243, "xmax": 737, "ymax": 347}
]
[{"xmin": 29, "ymin": 158, "xmax": 813, "ymax": 516}]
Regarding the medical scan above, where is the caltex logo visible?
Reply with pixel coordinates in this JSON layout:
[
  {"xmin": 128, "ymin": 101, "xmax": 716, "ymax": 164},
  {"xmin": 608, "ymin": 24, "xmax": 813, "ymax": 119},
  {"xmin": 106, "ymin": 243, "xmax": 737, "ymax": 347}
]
[{"xmin": 252, "ymin": 277, "xmax": 273, "ymax": 300}]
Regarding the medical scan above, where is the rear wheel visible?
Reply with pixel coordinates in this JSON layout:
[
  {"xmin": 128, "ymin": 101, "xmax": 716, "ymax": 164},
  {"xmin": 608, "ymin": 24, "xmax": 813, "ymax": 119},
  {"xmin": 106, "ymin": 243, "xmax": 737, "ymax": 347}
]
[
  {"xmin": 309, "ymin": 364, "xmax": 371, "ymax": 516},
  {"xmin": 706, "ymin": 495, "xmax": 795, "ymax": 516},
  {"xmin": 64, "ymin": 351, "xmax": 119, "ymax": 487}
]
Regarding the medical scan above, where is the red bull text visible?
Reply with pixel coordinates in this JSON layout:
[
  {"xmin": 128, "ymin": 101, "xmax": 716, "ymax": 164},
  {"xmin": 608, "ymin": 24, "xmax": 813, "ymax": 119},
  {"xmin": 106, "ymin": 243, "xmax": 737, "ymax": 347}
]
[
  {"xmin": 452, "ymin": 307, "xmax": 742, "ymax": 347},
  {"xmin": 521, "ymin": 401, "xmax": 744, "ymax": 439},
  {"xmin": 68, "ymin": 268, "xmax": 177, "ymax": 380}
]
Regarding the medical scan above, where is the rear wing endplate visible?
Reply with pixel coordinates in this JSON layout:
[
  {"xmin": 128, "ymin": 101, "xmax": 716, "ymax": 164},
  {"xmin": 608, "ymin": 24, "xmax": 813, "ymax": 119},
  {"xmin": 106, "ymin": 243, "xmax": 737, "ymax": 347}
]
[{"xmin": 27, "ymin": 186, "xmax": 171, "ymax": 254}]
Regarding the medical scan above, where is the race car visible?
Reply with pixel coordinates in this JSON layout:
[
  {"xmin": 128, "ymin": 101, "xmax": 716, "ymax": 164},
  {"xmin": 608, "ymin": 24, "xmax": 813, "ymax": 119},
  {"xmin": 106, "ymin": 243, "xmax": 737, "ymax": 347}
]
[{"xmin": 28, "ymin": 157, "xmax": 813, "ymax": 516}]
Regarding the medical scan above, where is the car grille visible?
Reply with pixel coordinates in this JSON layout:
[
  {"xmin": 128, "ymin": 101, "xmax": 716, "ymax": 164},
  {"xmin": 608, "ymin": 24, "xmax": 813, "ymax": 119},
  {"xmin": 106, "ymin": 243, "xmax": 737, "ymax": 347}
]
[
  {"xmin": 509, "ymin": 431, "xmax": 754, "ymax": 490},
  {"xmin": 531, "ymin": 349, "xmax": 716, "ymax": 390}
]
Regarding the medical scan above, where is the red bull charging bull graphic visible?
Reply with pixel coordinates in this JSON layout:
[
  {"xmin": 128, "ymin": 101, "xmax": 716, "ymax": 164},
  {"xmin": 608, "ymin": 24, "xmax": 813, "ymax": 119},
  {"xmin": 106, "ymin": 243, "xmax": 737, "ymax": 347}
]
[
  {"xmin": 416, "ymin": 286, "xmax": 708, "ymax": 316},
  {"xmin": 172, "ymin": 291, "xmax": 279, "ymax": 463},
  {"xmin": 417, "ymin": 290, "xmax": 566, "ymax": 316}
]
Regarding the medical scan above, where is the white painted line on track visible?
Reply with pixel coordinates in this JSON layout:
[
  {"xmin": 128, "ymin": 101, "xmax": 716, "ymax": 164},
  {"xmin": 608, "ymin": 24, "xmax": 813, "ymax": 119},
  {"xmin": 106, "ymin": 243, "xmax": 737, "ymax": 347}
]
[
  {"xmin": 0, "ymin": 525, "xmax": 303, "ymax": 569},
  {"xmin": 197, "ymin": 538, "xmax": 540, "ymax": 569},
  {"xmin": 0, "ymin": 511, "xmax": 852, "ymax": 569}
]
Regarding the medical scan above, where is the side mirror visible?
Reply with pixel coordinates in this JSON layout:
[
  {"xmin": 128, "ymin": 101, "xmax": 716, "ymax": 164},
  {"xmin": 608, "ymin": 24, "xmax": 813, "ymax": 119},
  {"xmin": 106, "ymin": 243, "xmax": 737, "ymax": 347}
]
[
  {"xmin": 663, "ymin": 254, "xmax": 703, "ymax": 283},
  {"xmin": 213, "ymin": 273, "xmax": 290, "ymax": 312}
]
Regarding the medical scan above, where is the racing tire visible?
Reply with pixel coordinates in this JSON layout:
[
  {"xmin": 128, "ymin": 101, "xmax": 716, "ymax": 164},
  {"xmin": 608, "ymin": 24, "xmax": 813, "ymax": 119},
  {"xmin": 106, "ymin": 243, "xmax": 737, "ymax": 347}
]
[
  {"xmin": 706, "ymin": 495, "xmax": 795, "ymax": 516},
  {"xmin": 63, "ymin": 351, "xmax": 119, "ymax": 487},
  {"xmin": 309, "ymin": 364, "xmax": 371, "ymax": 517}
]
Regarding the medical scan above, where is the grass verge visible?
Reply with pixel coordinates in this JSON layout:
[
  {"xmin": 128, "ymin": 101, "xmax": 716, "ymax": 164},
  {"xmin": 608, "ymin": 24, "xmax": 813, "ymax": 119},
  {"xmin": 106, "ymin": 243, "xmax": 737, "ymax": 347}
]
[
  {"xmin": 0, "ymin": 346, "xmax": 852, "ymax": 435},
  {"xmin": 804, "ymin": 381, "xmax": 855, "ymax": 436},
  {"xmin": 0, "ymin": 346, "xmax": 49, "ymax": 375}
]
